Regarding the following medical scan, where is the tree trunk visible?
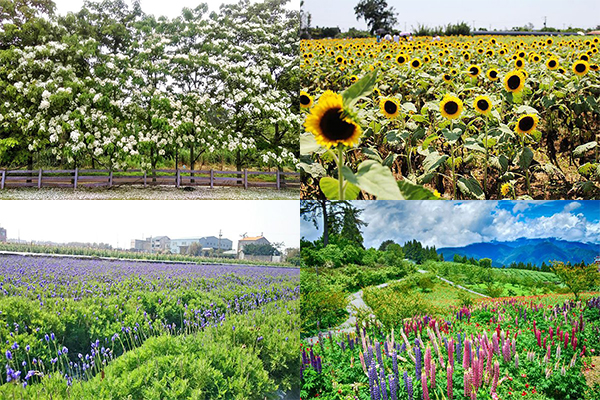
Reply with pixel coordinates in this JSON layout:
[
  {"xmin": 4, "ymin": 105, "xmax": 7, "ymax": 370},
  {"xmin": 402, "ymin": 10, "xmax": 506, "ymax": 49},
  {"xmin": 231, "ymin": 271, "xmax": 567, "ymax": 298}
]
[
  {"xmin": 321, "ymin": 199, "xmax": 329, "ymax": 247},
  {"xmin": 190, "ymin": 144, "xmax": 195, "ymax": 183},
  {"xmin": 27, "ymin": 153, "xmax": 34, "ymax": 183},
  {"xmin": 236, "ymin": 149, "xmax": 243, "ymax": 185}
]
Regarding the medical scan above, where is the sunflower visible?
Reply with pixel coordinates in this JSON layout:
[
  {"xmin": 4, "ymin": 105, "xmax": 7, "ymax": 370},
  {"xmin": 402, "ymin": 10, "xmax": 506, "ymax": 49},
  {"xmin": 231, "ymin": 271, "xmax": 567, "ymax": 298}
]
[
  {"xmin": 299, "ymin": 91, "xmax": 313, "ymax": 108},
  {"xmin": 410, "ymin": 58, "xmax": 422, "ymax": 69},
  {"xmin": 500, "ymin": 182, "xmax": 512, "ymax": 197},
  {"xmin": 349, "ymin": 75, "xmax": 359, "ymax": 83},
  {"xmin": 335, "ymin": 55, "xmax": 345, "ymax": 64},
  {"xmin": 379, "ymin": 97, "xmax": 400, "ymax": 119},
  {"xmin": 486, "ymin": 68, "xmax": 499, "ymax": 81},
  {"xmin": 590, "ymin": 64, "xmax": 599, "ymax": 72},
  {"xmin": 443, "ymin": 73, "xmax": 453, "ymax": 82},
  {"xmin": 503, "ymin": 70, "xmax": 525, "ymax": 93},
  {"xmin": 514, "ymin": 58, "xmax": 525, "ymax": 69},
  {"xmin": 546, "ymin": 57, "xmax": 559, "ymax": 70},
  {"xmin": 440, "ymin": 94, "xmax": 463, "ymax": 120},
  {"xmin": 572, "ymin": 60, "xmax": 589, "ymax": 76},
  {"xmin": 515, "ymin": 113, "xmax": 539, "ymax": 135},
  {"xmin": 473, "ymin": 95, "xmax": 492, "ymax": 115},
  {"xmin": 395, "ymin": 53, "xmax": 408, "ymax": 65},
  {"xmin": 304, "ymin": 90, "xmax": 362, "ymax": 148},
  {"xmin": 467, "ymin": 64, "xmax": 481, "ymax": 77}
]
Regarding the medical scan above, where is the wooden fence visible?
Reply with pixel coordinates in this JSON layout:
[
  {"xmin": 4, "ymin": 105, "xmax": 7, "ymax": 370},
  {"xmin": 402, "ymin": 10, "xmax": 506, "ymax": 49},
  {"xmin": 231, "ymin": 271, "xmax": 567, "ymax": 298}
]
[{"xmin": 0, "ymin": 169, "xmax": 300, "ymax": 190}]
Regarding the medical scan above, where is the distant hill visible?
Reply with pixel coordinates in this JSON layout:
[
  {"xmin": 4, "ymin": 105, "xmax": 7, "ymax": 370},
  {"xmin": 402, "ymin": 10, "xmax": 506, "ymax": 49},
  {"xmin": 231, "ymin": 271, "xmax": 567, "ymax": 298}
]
[{"xmin": 438, "ymin": 238, "xmax": 599, "ymax": 267}]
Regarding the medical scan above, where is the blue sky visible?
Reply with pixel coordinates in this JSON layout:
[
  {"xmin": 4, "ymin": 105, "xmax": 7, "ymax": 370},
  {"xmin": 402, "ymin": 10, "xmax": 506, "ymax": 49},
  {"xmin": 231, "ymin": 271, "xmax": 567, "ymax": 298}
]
[
  {"xmin": 301, "ymin": 201, "xmax": 600, "ymax": 249},
  {"xmin": 302, "ymin": 0, "xmax": 599, "ymax": 31}
]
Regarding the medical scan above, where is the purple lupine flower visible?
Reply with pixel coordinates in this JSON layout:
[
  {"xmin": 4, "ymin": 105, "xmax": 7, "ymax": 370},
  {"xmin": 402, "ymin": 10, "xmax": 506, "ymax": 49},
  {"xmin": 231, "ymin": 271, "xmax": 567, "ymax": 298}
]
[
  {"xmin": 392, "ymin": 350, "xmax": 399, "ymax": 382},
  {"xmin": 25, "ymin": 345, "xmax": 30, "ymax": 352},
  {"xmin": 406, "ymin": 374, "xmax": 413, "ymax": 400},
  {"xmin": 415, "ymin": 345, "xmax": 422, "ymax": 383},
  {"xmin": 376, "ymin": 342, "xmax": 383, "ymax": 366},
  {"xmin": 389, "ymin": 374, "xmax": 397, "ymax": 400},
  {"xmin": 380, "ymin": 367, "xmax": 388, "ymax": 400},
  {"xmin": 5, "ymin": 350, "xmax": 12, "ymax": 360},
  {"xmin": 369, "ymin": 359, "xmax": 380, "ymax": 400}
]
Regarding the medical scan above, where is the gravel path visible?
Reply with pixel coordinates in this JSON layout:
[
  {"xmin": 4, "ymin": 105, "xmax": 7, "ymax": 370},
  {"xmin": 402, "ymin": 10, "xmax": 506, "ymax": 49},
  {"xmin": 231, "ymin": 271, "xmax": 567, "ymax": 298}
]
[
  {"xmin": 0, "ymin": 186, "xmax": 299, "ymax": 200},
  {"xmin": 304, "ymin": 268, "xmax": 488, "ymax": 343}
]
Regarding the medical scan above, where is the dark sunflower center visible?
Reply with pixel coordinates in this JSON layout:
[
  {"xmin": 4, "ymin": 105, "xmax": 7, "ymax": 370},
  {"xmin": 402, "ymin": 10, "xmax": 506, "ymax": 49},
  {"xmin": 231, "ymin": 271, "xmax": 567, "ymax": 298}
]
[
  {"xmin": 470, "ymin": 67, "xmax": 478, "ymax": 75},
  {"xmin": 319, "ymin": 108, "xmax": 356, "ymax": 141},
  {"xmin": 518, "ymin": 116, "xmax": 534, "ymax": 131},
  {"xmin": 517, "ymin": 60, "xmax": 523, "ymax": 66},
  {"xmin": 412, "ymin": 60, "xmax": 419, "ymax": 67},
  {"xmin": 490, "ymin": 70, "xmax": 497, "ymax": 78},
  {"xmin": 300, "ymin": 95, "xmax": 311, "ymax": 105},
  {"xmin": 507, "ymin": 75, "xmax": 521, "ymax": 90},
  {"xmin": 444, "ymin": 74, "xmax": 451, "ymax": 80},
  {"xmin": 477, "ymin": 99, "xmax": 489, "ymax": 111},
  {"xmin": 549, "ymin": 60, "xmax": 556, "ymax": 67},
  {"xmin": 575, "ymin": 63, "xmax": 586, "ymax": 73},
  {"xmin": 444, "ymin": 101, "xmax": 459, "ymax": 115},
  {"xmin": 398, "ymin": 56, "xmax": 405, "ymax": 63},
  {"xmin": 384, "ymin": 101, "xmax": 398, "ymax": 115}
]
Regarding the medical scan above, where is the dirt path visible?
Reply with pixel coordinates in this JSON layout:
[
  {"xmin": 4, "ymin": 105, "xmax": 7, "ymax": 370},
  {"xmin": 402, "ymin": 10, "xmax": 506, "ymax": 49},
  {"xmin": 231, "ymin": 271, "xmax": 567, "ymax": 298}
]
[{"xmin": 304, "ymin": 268, "xmax": 488, "ymax": 344}]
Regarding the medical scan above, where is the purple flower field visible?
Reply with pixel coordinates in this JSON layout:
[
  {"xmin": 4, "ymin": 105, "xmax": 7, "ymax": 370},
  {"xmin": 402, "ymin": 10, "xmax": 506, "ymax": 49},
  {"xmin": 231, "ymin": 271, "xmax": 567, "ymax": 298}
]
[{"xmin": 0, "ymin": 255, "xmax": 299, "ymax": 394}]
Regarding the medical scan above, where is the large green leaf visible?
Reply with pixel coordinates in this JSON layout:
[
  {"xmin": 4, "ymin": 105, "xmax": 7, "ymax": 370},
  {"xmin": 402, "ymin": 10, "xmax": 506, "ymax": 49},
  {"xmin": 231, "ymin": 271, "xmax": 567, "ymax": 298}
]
[
  {"xmin": 457, "ymin": 177, "xmax": 485, "ymax": 200},
  {"xmin": 423, "ymin": 152, "xmax": 449, "ymax": 172},
  {"xmin": 516, "ymin": 147, "xmax": 534, "ymax": 169},
  {"xmin": 464, "ymin": 138, "xmax": 486, "ymax": 153},
  {"xmin": 573, "ymin": 141, "xmax": 597, "ymax": 158},
  {"xmin": 319, "ymin": 176, "xmax": 361, "ymax": 200},
  {"xmin": 298, "ymin": 162, "xmax": 326, "ymax": 178},
  {"xmin": 343, "ymin": 160, "xmax": 403, "ymax": 200},
  {"xmin": 397, "ymin": 180, "xmax": 439, "ymax": 200},
  {"xmin": 341, "ymin": 70, "xmax": 377, "ymax": 109},
  {"xmin": 300, "ymin": 133, "xmax": 320, "ymax": 155}
]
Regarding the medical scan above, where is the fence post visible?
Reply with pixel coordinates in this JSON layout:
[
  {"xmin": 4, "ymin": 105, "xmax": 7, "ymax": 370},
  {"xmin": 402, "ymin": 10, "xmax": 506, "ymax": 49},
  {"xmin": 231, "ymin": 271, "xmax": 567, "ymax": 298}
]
[
  {"xmin": 0, "ymin": 170, "xmax": 4, "ymax": 190},
  {"xmin": 210, "ymin": 169, "xmax": 214, "ymax": 189},
  {"xmin": 37, "ymin": 169, "xmax": 42, "ymax": 189},
  {"xmin": 144, "ymin": 171, "xmax": 147, "ymax": 188},
  {"xmin": 109, "ymin": 170, "xmax": 113, "ymax": 187},
  {"xmin": 276, "ymin": 170, "xmax": 281, "ymax": 190},
  {"xmin": 176, "ymin": 169, "xmax": 180, "ymax": 188},
  {"xmin": 74, "ymin": 168, "xmax": 78, "ymax": 190},
  {"xmin": 244, "ymin": 169, "xmax": 248, "ymax": 190}
]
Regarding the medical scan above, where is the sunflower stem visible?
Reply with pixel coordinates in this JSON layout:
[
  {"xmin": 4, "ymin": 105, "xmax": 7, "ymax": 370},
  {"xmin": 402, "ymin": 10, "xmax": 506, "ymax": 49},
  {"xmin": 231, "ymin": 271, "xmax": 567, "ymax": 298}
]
[
  {"xmin": 450, "ymin": 120, "xmax": 456, "ymax": 199},
  {"xmin": 337, "ymin": 145, "xmax": 345, "ymax": 200}
]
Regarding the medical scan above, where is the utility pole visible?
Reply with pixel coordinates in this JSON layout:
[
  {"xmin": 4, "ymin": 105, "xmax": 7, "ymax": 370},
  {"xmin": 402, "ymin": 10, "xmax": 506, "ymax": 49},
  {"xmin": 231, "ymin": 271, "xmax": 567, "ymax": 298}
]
[
  {"xmin": 218, "ymin": 229, "xmax": 222, "ymax": 253},
  {"xmin": 544, "ymin": 16, "xmax": 547, "ymax": 29}
]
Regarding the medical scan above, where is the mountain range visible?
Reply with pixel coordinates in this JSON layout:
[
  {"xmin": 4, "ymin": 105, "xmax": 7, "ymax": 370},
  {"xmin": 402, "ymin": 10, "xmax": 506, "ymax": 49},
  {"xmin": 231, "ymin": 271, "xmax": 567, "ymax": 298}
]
[{"xmin": 438, "ymin": 238, "xmax": 599, "ymax": 267}]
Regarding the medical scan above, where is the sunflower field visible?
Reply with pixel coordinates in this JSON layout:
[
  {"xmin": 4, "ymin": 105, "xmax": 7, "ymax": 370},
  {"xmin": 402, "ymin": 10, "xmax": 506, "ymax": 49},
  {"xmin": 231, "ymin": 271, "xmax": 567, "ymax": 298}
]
[{"xmin": 299, "ymin": 35, "xmax": 600, "ymax": 200}]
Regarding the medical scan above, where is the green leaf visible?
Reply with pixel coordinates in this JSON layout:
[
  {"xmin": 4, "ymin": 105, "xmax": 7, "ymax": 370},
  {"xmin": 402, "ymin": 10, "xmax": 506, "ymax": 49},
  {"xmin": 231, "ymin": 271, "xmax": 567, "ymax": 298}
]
[
  {"xmin": 300, "ymin": 133, "xmax": 320, "ymax": 155},
  {"xmin": 442, "ymin": 128, "xmax": 461, "ymax": 144},
  {"xmin": 362, "ymin": 147, "xmax": 383, "ymax": 163},
  {"xmin": 402, "ymin": 102, "xmax": 417, "ymax": 114},
  {"xmin": 319, "ymin": 176, "xmax": 360, "ymax": 200},
  {"xmin": 397, "ymin": 180, "xmax": 439, "ymax": 199},
  {"xmin": 298, "ymin": 162, "xmax": 326, "ymax": 178},
  {"xmin": 490, "ymin": 155, "xmax": 509, "ymax": 172},
  {"xmin": 573, "ymin": 141, "xmax": 597, "ymax": 158},
  {"xmin": 344, "ymin": 160, "xmax": 403, "ymax": 200},
  {"xmin": 421, "ymin": 135, "xmax": 439, "ymax": 150},
  {"xmin": 516, "ymin": 147, "xmax": 534, "ymax": 170},
  {"xmin": 515, "ymin": 105, "xmax": 538, "ymax": 114},
  {"xmin": 342, "ymin": 70, "xmax": 377, "ymax": 109},
  {"xmin": 464, "ymin": 138, "xmax": 486, "ymax": 153},
  {"xmin": 457, "ymin": 177, "xmax": 485, "ymax": 200},
  {"xmin": 423, "ymin": 152, "xmax": 449, "ymax": 172},
  {"xmin": 382, "ymin": 153, "xmax": 397, "ymax": 168}
]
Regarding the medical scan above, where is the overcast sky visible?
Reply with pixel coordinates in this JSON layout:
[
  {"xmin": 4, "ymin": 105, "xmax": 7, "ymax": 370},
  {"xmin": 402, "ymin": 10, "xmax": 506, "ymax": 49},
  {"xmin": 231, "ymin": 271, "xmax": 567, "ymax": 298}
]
[
  {"xmin": 0, "ymin": 200, "xmax": 300, "ymax": 249},
  {"xmin": 54, "ymin": 0, "xmax": 300, "ymax": 19},
  {"xmin": 301, "ymin": 201, "xmax": 600, "ymax": 249},
  {"xmin": 302, "ymin": 0, "xmax": 599, "ymax": 32}
]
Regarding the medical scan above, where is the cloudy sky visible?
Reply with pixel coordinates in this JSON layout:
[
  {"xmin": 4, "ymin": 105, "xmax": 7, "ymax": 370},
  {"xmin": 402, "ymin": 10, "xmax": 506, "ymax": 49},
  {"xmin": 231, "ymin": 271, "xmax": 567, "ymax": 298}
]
[
  {"xmin": 302, "ymin": 0, "xmax": 599, "ymax": 32},
  {"xmin": 53, "ymin": 0, "xmax": 300, "ymax": 19},
  {"xmin": 0, "ymin": 200, "xmax": 299, "ymax": 249},
  {"xmin": 301, "ymin": 201, "xmax": 600, "ymax": 249}
]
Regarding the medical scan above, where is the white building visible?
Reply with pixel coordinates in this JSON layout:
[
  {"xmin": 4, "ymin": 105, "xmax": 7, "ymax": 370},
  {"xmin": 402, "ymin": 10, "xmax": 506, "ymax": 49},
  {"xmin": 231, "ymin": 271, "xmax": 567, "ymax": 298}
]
[{"xmin": 170, "ymin": 236, "xmax": 233, "ymax": 254}]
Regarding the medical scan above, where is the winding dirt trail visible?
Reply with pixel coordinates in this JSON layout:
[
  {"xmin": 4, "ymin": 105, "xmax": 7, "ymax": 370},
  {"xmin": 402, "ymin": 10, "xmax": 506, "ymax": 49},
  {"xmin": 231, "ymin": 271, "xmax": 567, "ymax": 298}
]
[{"xmin": 304, "ymin": 269, "xmax": 488, "ymax": 344}]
